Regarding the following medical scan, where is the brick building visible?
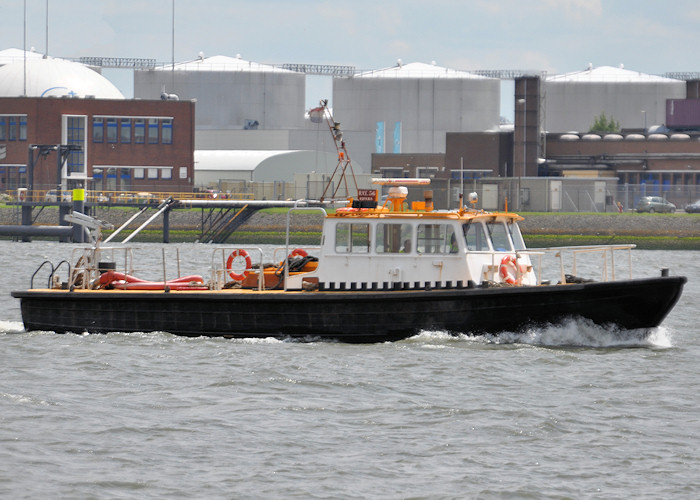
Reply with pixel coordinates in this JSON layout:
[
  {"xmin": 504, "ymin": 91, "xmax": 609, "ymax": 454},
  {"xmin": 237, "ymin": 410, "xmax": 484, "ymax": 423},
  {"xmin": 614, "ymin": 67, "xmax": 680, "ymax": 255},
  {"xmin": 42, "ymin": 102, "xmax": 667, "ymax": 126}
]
[
  {"xmin": 0, "ymin": 96, "xmax": 195, "ymax": 196},
  {"xmin": 0, "ymin": 57, "xmax": 195, "ymax": 198}
]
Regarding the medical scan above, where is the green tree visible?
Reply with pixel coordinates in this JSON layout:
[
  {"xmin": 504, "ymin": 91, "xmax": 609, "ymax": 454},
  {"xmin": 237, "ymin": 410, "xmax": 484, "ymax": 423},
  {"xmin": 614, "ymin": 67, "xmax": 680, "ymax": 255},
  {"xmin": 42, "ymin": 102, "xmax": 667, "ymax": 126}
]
[{"xmin": 589, "ymin": 112, "xmax": 620, "ymax": 133}]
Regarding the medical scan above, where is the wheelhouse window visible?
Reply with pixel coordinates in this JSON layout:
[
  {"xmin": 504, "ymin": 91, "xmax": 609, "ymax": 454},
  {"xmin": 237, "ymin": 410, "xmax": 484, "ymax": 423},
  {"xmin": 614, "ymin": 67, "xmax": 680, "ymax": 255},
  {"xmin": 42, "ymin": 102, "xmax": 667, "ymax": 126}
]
[
  {"xmin": 376, "ymin": 223, "xmax": 412, "ymax": 254},
  {"xmin": 417, "ymin": 224, "xmax": 458, "ymax": 254},
  {"xmin": 335, "ymin": 223, "xmax": 370, "ymax": 253},
  {"xmin": 507, "ymin": 221, "xmax": 526, "ymax": 251},
  {"xmin": 463, "ymin": 222, "xmax": 490, "ymax": 251},
  {"xmin": 92, "ymin": 117, "xmax": 104, "ymax": 143},
  {"xmin": 120, "ymin": 118, "xmax": 131, "ymax": 143},
  {"xmin": 486, "ymin": 221, "xmax": 513, "ymax": 252}
]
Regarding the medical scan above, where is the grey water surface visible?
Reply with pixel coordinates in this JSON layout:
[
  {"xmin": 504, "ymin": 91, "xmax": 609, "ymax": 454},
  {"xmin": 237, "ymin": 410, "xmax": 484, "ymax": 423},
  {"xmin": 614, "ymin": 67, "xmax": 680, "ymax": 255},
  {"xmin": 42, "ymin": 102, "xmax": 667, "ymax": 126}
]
[{"xmin": 1, "ymin": 241, "xmax": 698, "ymax": 499}]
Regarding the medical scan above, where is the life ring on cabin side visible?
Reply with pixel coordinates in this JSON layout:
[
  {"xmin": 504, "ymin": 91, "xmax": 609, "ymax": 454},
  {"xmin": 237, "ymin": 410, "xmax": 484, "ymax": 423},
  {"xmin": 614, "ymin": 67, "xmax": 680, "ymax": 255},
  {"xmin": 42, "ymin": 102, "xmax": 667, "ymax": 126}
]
[
  {"xmin": 499, "ymin": 255, "xmax": 526, "ymax": 285},
  {"xmin": 226, "ymin": 249, "xmax": 252, "ymax": 281},
  {"xmin": 288, "ymin": 248, "xmax": 308, "ymax": 259}
]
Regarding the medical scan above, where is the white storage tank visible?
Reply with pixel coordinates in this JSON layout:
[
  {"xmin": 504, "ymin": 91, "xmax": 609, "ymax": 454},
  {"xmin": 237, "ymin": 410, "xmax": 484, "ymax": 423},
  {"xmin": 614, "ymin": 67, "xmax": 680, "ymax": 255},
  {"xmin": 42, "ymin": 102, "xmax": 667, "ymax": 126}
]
[
  {"xmin": 544, "ymin": 64, "xmax": 685, "ymax": 133},
  {"xmin": 0, "ymin": 56, "xmax": 124, "ymax": 99},
  {"xmin": 134, "ymin": 54, "xmax": 305, "ymax": 130},
  {"xmin": 332, "ymin": 61, "xmax": 500, "ymax": 169}
]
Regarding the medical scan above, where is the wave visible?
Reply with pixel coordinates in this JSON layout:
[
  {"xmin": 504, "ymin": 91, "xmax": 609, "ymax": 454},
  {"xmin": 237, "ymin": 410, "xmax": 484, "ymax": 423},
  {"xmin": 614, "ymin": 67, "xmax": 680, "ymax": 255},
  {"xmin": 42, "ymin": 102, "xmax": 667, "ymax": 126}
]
[
  {"xmin": 4, "ymin": 319, "xmax": 672, "ymax": 349},
  {"xmin": 408, "ymin": 318, "xmax": 673, "ymax": 349},
  {"xmin": 0, "ymin": 320, "xmax": 25, "ymax": 334}
]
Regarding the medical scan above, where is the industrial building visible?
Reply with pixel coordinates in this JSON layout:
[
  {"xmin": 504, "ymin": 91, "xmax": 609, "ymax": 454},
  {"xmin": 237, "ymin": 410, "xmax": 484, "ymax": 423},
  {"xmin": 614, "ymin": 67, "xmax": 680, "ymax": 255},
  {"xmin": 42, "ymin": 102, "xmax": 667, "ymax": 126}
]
[
  {"xmin": 134, "ymin": 53, "xmax": 346, "ymax": 177},
  {"xmin": 4, "ymin": 47, "xmax": 700, "ymax": 212},
  {"xmin": 0, "ymin": 55, "xmax": 195, "ymax": 196},
  {"xmin": 543, "ymin": 64, "xmax": 686, "ymax": 133},
  {"xmin": 134, "ymin": 57, "xmax": 501, "ymax": 173},
  {"xmin": 375, "ymin": 67, "xmax": 700, "ymax": 212},
  {"xmin": 194, "ymin": 149, "xmax": 340, "ymax": 184},
  {"xmin": 135, "ymin": 54, "xmax": 306, "ymax": 131},
  {"xmin": 332, "ymin": 61, "xmax": 501, "ymax": 169}
]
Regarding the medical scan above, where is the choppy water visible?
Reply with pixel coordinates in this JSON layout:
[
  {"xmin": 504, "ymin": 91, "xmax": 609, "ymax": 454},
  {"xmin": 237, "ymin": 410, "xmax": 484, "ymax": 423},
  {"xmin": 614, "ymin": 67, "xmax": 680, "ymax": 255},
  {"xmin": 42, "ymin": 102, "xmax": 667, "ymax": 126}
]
[{"xmin": 1, "ymin": 241, "xmax": 699, "ymax": 499}]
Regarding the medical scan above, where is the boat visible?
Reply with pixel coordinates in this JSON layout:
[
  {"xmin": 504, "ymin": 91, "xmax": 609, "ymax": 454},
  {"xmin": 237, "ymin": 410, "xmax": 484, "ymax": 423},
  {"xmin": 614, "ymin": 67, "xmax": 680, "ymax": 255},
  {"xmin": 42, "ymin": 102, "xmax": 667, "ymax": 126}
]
[
  {"xmin": 10, "ymin": 102, "xmax": 686, "ymax": 343},
  {"xmin": 10, "ymin": 186, "xmax": 686, "ymax": 342}
]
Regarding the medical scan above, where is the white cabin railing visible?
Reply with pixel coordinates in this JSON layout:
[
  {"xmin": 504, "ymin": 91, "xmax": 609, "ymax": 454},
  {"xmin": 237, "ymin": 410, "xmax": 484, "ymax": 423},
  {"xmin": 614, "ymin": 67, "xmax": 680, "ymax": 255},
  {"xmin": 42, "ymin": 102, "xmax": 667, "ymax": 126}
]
[{"xmin": 531, "ymin": 244, "xmax": 636, "ymax": 285}]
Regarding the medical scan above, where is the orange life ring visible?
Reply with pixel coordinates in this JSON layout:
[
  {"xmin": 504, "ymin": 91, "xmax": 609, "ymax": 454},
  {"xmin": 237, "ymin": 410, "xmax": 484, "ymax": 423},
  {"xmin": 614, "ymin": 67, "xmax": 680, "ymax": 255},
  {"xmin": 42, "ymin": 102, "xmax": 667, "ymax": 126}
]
[
  {"xmin": 288, "ymin": 248, "xmax": 308, "ymax": 259},
  {"xmin": 499, "ymin": 255, "xmax": 526, "ymax": 285},
  {"xmin": 226, "ymin": 249, "xmax": 252, "ymax": 281}
]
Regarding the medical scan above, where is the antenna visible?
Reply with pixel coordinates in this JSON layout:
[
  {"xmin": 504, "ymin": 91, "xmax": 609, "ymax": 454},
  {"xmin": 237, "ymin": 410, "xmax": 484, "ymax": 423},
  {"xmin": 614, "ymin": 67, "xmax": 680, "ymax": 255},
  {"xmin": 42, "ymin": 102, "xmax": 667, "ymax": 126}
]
[
  {"xmin": 45, "ymin": 0, "xmax": 49, "ymax": 57},
  {"xmin": 23, "ymin": 0, "xmax": 27, "ymax": 96},
  {"xmin": 311, "ymin": 100, "xmax": 359, "ymax": 201},
  {"xmin": 171, "ymin": 0, "xmax": 175, "ymax": 89}
]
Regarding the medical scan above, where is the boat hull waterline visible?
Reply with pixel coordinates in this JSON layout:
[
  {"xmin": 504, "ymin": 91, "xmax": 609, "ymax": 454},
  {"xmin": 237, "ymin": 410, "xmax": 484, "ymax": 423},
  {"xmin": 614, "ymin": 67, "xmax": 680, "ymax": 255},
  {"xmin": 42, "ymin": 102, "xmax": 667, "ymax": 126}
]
[{"xmin": 12, "ymin": 275, "xmax": 686, "ymax": 343}]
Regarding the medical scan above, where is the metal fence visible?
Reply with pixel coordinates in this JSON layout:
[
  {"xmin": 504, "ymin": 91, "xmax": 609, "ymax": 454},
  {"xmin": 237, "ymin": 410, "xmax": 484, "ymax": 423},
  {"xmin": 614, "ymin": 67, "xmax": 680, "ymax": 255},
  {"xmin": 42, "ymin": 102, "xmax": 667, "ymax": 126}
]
[
  {"xmin": 220, "ymin": 180, "xmax": 700, "ymax": 212},
  {"xmin": 5, "ymin": 180, "xmax": 700, "ymax": 213}
]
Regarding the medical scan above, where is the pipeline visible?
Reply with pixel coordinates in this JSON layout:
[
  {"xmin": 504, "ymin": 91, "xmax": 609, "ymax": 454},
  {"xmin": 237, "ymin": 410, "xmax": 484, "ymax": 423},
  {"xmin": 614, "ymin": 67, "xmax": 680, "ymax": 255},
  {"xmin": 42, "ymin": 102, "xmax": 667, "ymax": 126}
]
[{"xmin": 0, "ymin": 225, "xmax": 73, "ymax": 237}]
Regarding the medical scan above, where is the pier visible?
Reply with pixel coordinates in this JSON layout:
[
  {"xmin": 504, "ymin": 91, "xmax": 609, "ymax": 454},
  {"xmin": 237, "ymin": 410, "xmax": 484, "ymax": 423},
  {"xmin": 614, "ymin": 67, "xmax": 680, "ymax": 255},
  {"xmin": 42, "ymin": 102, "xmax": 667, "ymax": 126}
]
[{"xmin": 1, "ymin": 189, "xmax": 323, "ymax": 243}]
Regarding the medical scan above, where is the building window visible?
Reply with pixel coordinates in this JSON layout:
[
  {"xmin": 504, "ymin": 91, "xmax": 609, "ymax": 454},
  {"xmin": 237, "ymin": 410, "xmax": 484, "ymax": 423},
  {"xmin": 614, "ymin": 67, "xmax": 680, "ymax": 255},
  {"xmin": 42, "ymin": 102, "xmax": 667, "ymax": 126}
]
[
  {"xmin": 66, "ymin": 116, "xmax": 85, "ymax": 175},
  {"xmin": 380, "ymin": 167, "xmax": 404, "ymax": 178},
  {"xmin": 148, "ymin": 119, "xmax": 159, "ymax": 144},
  {"xmin": 0, "ymin": 115, "xmax": 25, "ymax": 141},
  {"xmin": 120, "ymin": 118, "xmax": 131, "ymax": 143},
  {"xmin": 92, "ymin": 117, "xmax": 104, "ymax": 143},
  {"xmin": 134, "ymin": 119, "xmax": 145, "ymax": 143},
  {"xmin": 19, "ymin": 116, "xmax": 27, "ymax": 141},
  {"xmin": 105, "ymin": 167, "xmax": 117, "ymax": 191},
  {"xmin": 416, "ymin": 166, "xmax": 438, "ymax": 178},
  {"xmin": 133, "ymin": 168, "xmax": 145, "ymax": 179},
  {"xmin": 8, "ymin": 116, "xmax": 17, "ymax": 141},
  {"xmin": 148, "ymin": 168, "xmax": 159, "ymax": 179},
  {"xmin": 161, "ymin": 168, "xmax": 172, "ymax": 180},
  {"xmin": 179, "ymin": 166, "xmax": 188, "ymax": 179},
  {"xmin": 106, "ymin": 118, "xmax": 118, "ymax": 143},
  {"xmin": 162, "ymin": 119, "xmax": 173, "ymax": 144},
  {"xmin": 93, "ymin": 167, "xmax": 103, "ymax": 191}
]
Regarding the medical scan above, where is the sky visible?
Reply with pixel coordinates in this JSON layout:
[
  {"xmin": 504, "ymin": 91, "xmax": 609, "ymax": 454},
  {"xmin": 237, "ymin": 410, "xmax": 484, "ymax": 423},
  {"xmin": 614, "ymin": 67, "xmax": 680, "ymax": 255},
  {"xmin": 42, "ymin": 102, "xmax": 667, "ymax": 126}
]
[{"xmin": 3, "ymin": 0, "xmax": 700, "ymax": 119}]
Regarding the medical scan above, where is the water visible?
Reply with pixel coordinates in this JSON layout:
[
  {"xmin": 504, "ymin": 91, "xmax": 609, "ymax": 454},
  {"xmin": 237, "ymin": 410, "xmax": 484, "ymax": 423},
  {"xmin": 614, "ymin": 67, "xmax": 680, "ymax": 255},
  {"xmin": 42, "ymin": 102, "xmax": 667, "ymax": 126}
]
[{"xmin": 1, "ymin": 241, "xmax": 699, "ymax": 499}]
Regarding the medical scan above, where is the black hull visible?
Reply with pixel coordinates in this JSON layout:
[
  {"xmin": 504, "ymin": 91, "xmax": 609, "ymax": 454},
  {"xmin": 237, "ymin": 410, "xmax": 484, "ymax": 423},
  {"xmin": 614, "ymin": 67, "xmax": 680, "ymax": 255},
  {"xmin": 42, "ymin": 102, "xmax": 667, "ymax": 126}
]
[{"xmin": 12, "ymin": 276, "xmax": 686, "ymax": 343}]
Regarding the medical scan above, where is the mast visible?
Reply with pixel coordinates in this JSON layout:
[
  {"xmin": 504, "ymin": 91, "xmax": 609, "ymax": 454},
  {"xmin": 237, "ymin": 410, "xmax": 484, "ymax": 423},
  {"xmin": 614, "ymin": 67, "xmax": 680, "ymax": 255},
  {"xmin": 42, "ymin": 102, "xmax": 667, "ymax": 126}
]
[{"xmin": 309, "ymin": 100, "xmax": 359, "ymax": 201}]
